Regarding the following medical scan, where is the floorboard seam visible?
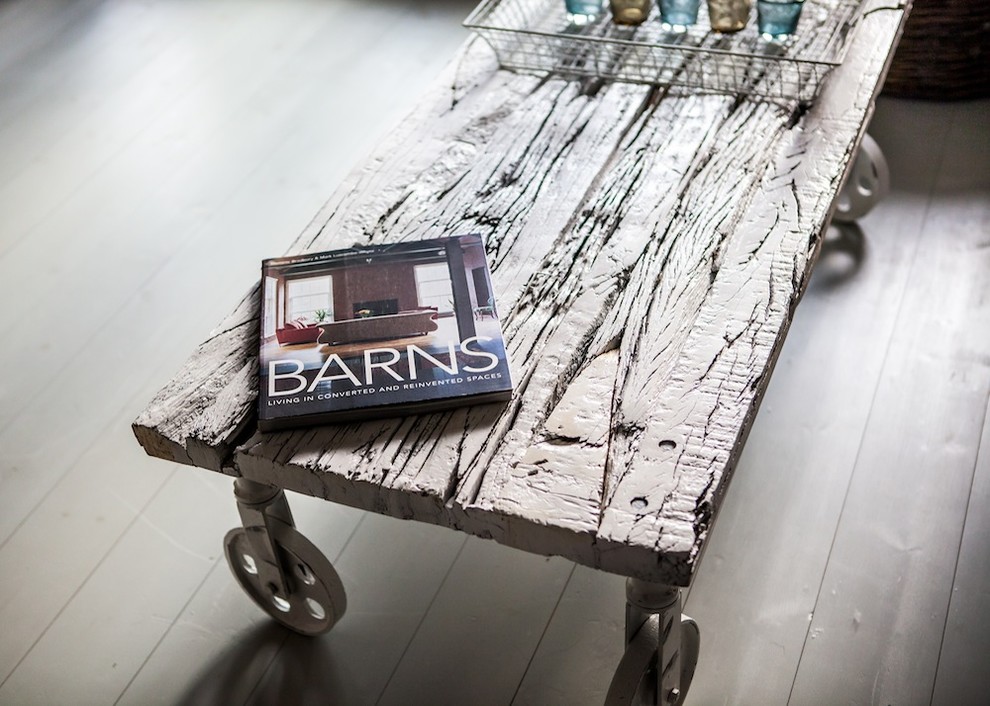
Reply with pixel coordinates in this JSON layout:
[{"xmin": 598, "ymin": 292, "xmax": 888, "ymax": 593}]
[
  {"xmin": 0, "ymin": 466, "xmax": 177, "ymax": 689},
  {"xmin": 372, "ymin": 535, "xmax": 470, "ymax": 706},
  {"xmin": 784, "ymin": 125, "xmax": 951, "ymax": 704},
  {"xmin": 927, "ymin": 389, "xmax": 990, "ymax": 706},
  {"xmin": 241, "ymin": 510, "xmax": 368, "ymax": 705},
  {"xmin": 508, "ymin": 562, "xmax": 579, "ymax": 705},
  {"xmin": 113, "ymin": 553, "xmax": 226, "ymax": 706}
]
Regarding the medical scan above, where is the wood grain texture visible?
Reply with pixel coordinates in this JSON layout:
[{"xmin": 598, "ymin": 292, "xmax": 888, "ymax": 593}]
[{"xmin": 135, "ymin": 2, "xmax": 908, "ymax": 584}]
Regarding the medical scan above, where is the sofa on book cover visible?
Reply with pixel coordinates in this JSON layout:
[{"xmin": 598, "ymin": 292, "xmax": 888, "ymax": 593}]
[
  {"xmin": 275, "ymin": 319, "xmax": 321, "ymax": 346},
  {"xmin": 317, "ymin": 309, "xmax": 438, "ymax": 345}
]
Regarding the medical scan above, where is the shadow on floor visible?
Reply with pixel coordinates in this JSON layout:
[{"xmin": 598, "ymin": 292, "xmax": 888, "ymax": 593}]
[
  {"xmin": 176, "ymin": 622, "xmax": 343, "ymax": 706},
  {"xmin": 808, "ymin": 221, "xmax": 867, "ymax": 292}
]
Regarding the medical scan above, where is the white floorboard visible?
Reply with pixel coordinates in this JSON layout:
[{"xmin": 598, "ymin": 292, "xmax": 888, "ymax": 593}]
[
  {"xmin": 244, "ymin": 515, "xmax": 467, "ymax": 706},
  {"xmin": 511, "ymin": 566, "xmax": 626, "ymax": 706},
  {"xmin": 787, "ymin": 101, "xmax": 990, "ymax": 706},
  {"xmin": 931, "ymin": 394, "xmax": 990, "ymax": 706},
  {"xmin": 0, "ymin": 470, "xmax": 232, "ymax": 705},
  {"xmin": 374, "ymin": 539, "xmax": 573, "ymax": 706},
  {"xmin": 0, "ymin": 2, "xmax": 987, "ymax": 705},
  {"xmin": 117, "ymin": 496, "xmax": 368, "ymax": 706}
]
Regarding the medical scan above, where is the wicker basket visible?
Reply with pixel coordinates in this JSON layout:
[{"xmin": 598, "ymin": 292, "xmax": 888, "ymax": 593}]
[{"xmin": 884, "ymin": 0, "xmax": 990, "ymax": 100}]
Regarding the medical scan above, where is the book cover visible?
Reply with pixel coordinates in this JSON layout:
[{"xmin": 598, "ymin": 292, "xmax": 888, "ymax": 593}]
[{"xmin": 258, "ymin": 235, "xmax": 513, "ymax": 431}]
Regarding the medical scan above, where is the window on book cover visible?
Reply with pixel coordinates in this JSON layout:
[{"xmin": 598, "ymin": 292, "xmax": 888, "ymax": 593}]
[
  {"xmin": 414, "ymin": 263, "xmax": 454, "ymax": 313},
  {"xmin": 263, "ymin": 276, "xmax": 278, "ymax": 338},
  {"xmin": 286, "ymin": 275, "xmax": 333, "ymax": 323}
]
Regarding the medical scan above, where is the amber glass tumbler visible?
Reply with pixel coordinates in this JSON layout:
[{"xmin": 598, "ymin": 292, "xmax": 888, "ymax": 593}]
[{"xmin": 610, "ymin": 0, "xmax": 652, "ymax": 25}]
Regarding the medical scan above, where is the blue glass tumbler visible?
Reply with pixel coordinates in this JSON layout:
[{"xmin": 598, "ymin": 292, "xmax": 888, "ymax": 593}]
[
  {"xmin": 660, "ymin": 0, "xmax": 701, "ymax": 32},
  {"xmin": 757, "ymin": 0, "xmax": 805, "ymax": 41},
  {"xmin": 565, "ymin": 0, "xmax": 606, "ymax": 25}
]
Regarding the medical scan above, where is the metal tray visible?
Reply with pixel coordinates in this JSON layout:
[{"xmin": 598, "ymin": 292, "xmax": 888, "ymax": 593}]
[{"xmin": 464, "ymin": 0, "xmax": 862, "ymax": 102}]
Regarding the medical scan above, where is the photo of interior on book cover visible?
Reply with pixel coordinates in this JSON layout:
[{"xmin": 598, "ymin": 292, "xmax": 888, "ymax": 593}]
[{"xmin": 258, "ymin": 235, "xmax": 513, "ymax": 431}]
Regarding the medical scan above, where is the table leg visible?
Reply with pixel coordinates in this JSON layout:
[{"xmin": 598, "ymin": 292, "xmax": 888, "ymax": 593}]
[
  {"xmin": 605, "ymin": 579, "xmax": 700, "ymax": 706},
  {"xmin": 223, "ymin": 478, "xmax": 347, "ymax": 636}
]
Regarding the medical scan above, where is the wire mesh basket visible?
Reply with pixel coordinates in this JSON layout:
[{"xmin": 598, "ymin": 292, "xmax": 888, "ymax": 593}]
[{"xmin": 464, "ymin": 0, "xmax": 862, "ymax": 103}]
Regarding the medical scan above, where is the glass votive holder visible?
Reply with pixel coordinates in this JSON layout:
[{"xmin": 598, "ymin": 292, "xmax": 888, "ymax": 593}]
[
  {"xmin": 565, "ymin": 0, "xmax": 606, "ymax": 25},
  {"xmin": 610, "ymin": 0, "xmax": 652, "ymax": 26},
  {"xmin": 756, "ymin": 0, "xmax": 805, "ymax": 41},
  {"xmin": 706, "ymin": 0, "xmax": 752, "ymax": 33},
  {"xmin": 660, "ymin": 0, "xmax": 701, "ymax": 32}
]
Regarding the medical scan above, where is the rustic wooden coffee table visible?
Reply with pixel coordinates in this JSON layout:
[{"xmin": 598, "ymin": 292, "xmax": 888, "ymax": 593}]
[{"xmin": 133, "ymin": 1, "xmax": 908, "ymax": 702}]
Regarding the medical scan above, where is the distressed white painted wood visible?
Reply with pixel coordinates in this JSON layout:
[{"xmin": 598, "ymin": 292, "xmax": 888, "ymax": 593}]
[{"xmin": 134, "ymin": 0, "xmax": 909, "ymax": 585}]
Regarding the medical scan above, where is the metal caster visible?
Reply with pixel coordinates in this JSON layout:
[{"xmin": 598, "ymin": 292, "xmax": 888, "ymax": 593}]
[
  {"xmin": 224, "ymin": 479, "xmax": 346, "ymax": 636},
  {"xmin": 833, "ymin": 133, "xmax": 889, "ymax": 223},
  {"xmin": 605, "ymin": 581, "xmax": 701, "ymax": 705},
  {"xmin": 606, "ymin": 615, "xmax": 700, "ymax": 705}
]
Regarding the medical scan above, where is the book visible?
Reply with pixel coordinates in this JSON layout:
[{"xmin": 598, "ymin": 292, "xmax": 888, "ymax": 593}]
[{"xmin": 258, "ymin": 235, "xmax": 513, "ymax": 431}]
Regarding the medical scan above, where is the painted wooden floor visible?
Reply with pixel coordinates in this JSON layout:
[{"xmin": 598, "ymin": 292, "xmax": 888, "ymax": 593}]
[{"xmin": 0, "ymin": 1, "xmax": 986, "ymax": 704}]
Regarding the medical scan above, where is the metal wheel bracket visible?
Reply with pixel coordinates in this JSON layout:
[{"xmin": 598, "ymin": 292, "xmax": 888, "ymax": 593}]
[
  {"xmin": 224, "ymin": 478, "xmax": 348, "ymax": 635},
  {"xmin": 606, "ymin": 579, "xmax": 701, "ymax": 706},
  {"xmin": 232, "ymin": 478, "xmax": 295, "ymax": 602},
  {"xmin": 833, "ymin": 132, "xmax": 890, "ymax": 224}
]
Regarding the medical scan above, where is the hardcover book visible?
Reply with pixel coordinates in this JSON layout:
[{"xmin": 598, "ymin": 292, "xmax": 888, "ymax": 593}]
[{"xmin": 258, "ymin": 235, "xmax": 513, "ymax": 431}]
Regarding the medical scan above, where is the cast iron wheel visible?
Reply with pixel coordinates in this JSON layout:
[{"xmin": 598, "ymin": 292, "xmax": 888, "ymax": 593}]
[
  {"xmin": 605, "ymin": 615, "xmax": 701, "ymax": 705},
  {"xmin": 224, "ymin": 524, "xmax": 346, "ymax": 636},
  {"xmin": 833, "ymin": 133, "xmax": 890, "ymax": 224}
]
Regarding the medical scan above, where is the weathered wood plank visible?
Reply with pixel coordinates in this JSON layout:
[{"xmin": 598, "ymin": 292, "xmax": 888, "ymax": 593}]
[
  {"xmin": 464, "ymin": 95, "xmax": 787, "ymax": 567},
  {"xmin": 595, "ymin": 0, "xmax": 910, "ymax": 583},
  {"xmin": 135, "ymin": 39, "xmax": 638, "ymax": 471},
  {"xmin": 488, "ymin": 348, "xmax": 620, "ymax": 537},
  {"xmin": 136, "ymin": 1, "xmax": 909, "ymax": 584},
  {"xmin": 238, "ymin": 86, "xmax": 757, "ymax": 540},
  {"xmin": 133, "ymin": 292, "xmax": 258, "ymax": 472},
  {"xmin": 237, "ymin": 0, "xmax": 860, "ymax": 544},
  {"xmin": 236, "ymin": 60, "xmax": 664, "ymax": 508}
]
